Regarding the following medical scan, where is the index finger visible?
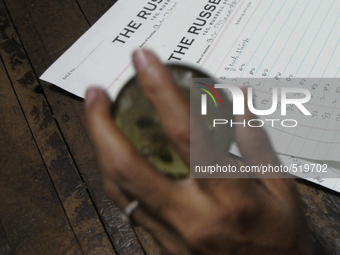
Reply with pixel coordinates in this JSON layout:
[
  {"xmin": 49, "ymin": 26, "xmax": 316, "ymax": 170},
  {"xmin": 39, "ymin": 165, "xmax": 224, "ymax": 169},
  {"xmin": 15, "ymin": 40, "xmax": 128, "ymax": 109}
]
[{"xmin": 133, "ymin": 49, "xmax": 192, "ymax": 165}]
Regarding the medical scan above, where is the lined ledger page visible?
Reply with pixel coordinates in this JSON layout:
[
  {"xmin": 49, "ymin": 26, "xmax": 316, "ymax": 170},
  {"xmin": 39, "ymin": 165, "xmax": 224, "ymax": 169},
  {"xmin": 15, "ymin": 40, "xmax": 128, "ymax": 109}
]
[{"xmin": 137, "ymin": 0, "xmax": 340, "ymax": 190}]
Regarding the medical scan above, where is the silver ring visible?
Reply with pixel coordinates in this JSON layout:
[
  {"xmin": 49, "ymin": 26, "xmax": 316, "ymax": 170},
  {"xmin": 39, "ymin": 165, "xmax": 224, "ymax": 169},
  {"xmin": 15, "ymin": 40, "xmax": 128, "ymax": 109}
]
[{"xmin": 123, "ymin": 200, "xmax": 139, "ymax": 225}]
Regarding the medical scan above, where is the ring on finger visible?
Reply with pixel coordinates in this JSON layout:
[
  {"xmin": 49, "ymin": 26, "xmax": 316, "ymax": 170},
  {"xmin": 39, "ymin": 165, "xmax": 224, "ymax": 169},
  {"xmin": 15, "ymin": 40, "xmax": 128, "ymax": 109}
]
[{"xmin": 122, "ymin": 200, "xmax": 139, "ymax": 225}]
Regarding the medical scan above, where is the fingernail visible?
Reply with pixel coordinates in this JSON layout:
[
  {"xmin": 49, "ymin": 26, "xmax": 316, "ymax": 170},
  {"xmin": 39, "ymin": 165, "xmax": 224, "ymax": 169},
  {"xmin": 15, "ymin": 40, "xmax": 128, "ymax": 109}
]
[
  {"xmin": 85, "ymin": 88, "xmax": 98, "ymax": 108},
  {"xmin": 133, "ymin": 49, "xmax": 152, "ymax": 71}
]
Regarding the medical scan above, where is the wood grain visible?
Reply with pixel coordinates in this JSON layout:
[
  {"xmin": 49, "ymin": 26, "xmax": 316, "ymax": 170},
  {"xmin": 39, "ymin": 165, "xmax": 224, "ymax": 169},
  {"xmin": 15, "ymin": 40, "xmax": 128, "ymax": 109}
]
[
  {"xmin": 76, "ymin": 0, "xmax": 117, "ymax": 25},
  {"xmin": 0, "ymin": 50, "xmax": 82, "ymax": 255},
  {"xmin": 297, "ymin": 180, "xmax": 340, "ymax": 255},
  {"xmin": 0, "ymin": 221, "xmax": 12, "ymax": 255},
  {"xmin": 2, "ymin": 0, "xmax": 147, "ymax": 253},
  {"xmin": 0, "ymin": 2, "xmax": 116, "ymax": 254}
]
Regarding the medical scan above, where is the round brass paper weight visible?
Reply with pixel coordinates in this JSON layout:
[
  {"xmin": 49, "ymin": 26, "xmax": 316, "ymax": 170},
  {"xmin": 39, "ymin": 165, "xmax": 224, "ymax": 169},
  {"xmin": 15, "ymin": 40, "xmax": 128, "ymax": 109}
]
[{"xmin": 113, "ymin": 64, "xmax": 234, "ymax": 179}]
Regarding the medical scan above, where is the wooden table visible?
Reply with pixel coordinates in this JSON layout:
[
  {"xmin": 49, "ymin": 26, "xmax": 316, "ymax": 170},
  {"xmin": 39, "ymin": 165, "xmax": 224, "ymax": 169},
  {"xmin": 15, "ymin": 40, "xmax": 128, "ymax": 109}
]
[{"xmin": 0, "ymin": 0, "xmax": 339, "ymax": 254}]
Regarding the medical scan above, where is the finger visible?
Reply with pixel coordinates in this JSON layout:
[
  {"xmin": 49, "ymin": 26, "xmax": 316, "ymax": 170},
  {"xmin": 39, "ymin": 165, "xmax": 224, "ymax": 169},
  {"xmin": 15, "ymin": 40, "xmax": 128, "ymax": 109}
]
[
  {"xmin": 133, "ymin": 49, "xmax": 191, "ymax": 165},
  {"xmin": 85, "ymin": 88, "xmax": 183, "ymax": 217}
]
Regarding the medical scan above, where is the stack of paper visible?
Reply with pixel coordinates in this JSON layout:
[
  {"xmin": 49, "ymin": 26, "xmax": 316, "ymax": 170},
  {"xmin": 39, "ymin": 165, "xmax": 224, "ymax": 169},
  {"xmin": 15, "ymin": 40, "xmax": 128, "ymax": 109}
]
[{"xmin": 41, "ymin": 0, "xmax": 340, "ymax": 191}]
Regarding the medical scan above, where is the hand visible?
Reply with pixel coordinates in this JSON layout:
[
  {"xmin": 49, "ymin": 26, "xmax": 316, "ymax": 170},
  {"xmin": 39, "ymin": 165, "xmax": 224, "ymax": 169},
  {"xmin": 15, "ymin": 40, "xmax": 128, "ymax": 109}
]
[{"xmin": 85, "ymin": 49, "xmax": 312, "ymax": 255}]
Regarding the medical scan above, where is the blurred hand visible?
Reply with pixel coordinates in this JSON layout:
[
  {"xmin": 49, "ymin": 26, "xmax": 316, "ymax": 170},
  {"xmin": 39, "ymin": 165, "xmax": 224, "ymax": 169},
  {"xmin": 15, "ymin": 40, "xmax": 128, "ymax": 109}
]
[{"xmin": 85, "ymin": 49, "xmax": 312, "ymax": 255}]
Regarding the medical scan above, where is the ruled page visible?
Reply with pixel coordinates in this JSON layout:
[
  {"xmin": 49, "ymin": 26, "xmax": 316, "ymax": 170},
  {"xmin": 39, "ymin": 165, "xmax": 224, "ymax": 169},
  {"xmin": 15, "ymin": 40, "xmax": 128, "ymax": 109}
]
[
  {"xmin": 143, "ymin": 0, "xmax": 340, "ymax": 189},
  {"xmin": 145, "ymin": 0, "xmax": 340, "ymax": 162}
]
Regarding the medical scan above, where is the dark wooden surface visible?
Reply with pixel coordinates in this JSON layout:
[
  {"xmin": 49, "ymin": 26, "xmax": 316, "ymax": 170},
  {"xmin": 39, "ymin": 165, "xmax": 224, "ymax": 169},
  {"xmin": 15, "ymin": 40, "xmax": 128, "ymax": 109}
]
[{"xmin": 0, "ymin": 0, "xmax": 339, "ymax": 254}]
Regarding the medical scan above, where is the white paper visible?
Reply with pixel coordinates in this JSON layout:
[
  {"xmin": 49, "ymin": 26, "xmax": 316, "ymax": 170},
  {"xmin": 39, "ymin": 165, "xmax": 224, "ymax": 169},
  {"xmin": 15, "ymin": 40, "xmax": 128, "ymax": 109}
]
[{"xmin": 40, "ymin": 0, "xmax": 180, "ymax": 99}]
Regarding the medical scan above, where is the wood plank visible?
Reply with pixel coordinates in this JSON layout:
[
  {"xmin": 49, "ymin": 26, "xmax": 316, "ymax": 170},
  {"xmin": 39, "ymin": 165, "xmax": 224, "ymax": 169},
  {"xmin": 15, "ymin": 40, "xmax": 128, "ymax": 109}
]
[
  {"xmin": 76, "ymin": 0, "xmax": 117, "ymax": 25},
  {"xmin": 297, "ymin": 180, "xmax": 340, "ymax": 254},
  {"xmin": 0, "ymin": 54, "xmax": 83, "ymax": 254},
  {"xmin": 0, "ymin": 221, "xmax": 12, "ymax": 255},
  {"xmin": 326, "ymin": 188, "xmax": 340, "ymax": 216},
  {"xmin": 2, "ymin": 0, "xmax": 147, "ymax": 254},
  {"xmin": 133, "ymin": 227, "xmax": 162, "ymax": 255},
  {"xmin": 0, "ymin": 2, "xmax": 116, "ymax": 254}
]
